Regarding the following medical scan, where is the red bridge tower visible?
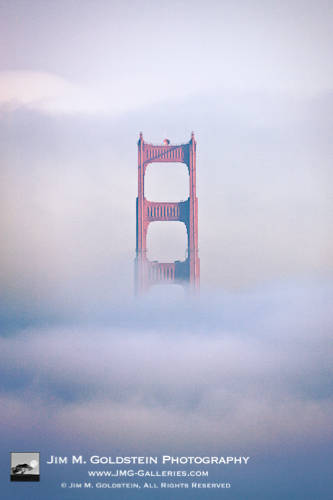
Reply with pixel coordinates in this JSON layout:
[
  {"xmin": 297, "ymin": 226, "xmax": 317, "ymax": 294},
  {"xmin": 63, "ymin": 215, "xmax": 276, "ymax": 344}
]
[{"xmin": 135, "ymin": 133, "xmax": 200, "ymax": 293}]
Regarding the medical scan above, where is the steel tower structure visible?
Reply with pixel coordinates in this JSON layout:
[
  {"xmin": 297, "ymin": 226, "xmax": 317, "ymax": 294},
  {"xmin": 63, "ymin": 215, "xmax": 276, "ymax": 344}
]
[{"xmin": 135, "ymin": 133, "xmax": 199, "ymax": 293}]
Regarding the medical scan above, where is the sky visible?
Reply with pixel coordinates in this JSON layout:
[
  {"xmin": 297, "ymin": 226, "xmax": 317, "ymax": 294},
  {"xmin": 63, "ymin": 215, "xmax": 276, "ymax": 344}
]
[{"xmin": 0, "ymin": 1, "xmax": 332, "ymax": 498}]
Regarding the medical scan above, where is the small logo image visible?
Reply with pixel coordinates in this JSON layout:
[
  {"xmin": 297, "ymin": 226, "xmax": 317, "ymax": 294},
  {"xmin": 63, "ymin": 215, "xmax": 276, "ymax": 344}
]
[{"xmin": 10, "ymin": 452, "xmax": 40, "ymax": 482}]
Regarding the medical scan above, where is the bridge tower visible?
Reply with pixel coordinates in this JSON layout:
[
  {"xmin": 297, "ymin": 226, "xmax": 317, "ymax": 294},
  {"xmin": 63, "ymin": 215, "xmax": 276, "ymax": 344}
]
[{"xmin": 135, "ymin": 133, "xmax": 199, "ymax": 294}]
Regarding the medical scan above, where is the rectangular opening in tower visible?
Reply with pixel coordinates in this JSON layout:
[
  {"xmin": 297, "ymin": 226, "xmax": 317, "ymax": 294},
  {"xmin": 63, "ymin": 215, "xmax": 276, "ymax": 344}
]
[
  {"xmin": 147, "ymin": 221, "xmax": 188, "ymax": 263},
  {"xmin": 144, "ymin": 163, "xmax": 189, "ymax": 202}
]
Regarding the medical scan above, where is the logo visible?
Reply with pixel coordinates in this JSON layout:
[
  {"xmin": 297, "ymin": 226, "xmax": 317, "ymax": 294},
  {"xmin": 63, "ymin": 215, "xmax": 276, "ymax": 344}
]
[{"xmin": 10, "ymin": 452, "xmax": 40, "ymax": 482}]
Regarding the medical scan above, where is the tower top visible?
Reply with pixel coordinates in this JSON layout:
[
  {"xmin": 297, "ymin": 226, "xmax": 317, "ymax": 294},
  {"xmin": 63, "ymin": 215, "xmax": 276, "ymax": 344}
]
[
  {"xmin": 138, "ymin": 132, "xmax": 144, "ymax": 145},
  {"xmin": 138, "ymin": 133, "xmax": 196, "ymax": 146}
]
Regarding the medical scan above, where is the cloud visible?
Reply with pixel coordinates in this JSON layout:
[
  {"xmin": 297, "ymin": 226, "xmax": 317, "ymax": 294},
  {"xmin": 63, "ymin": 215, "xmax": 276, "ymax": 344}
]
[
  {"xmin": 0, "ymin": 71, "xmax": 134, "ymax": 116},
  {"xmin": 1, "ymin": 1, "xmax": 333, "ymax": 121},
  {"xmin": 0, "ymin": 71, "xmax": 79, "ymax": 112},
  {"xmin": 1, "ymin": 288, "xmax": 332, "ymax": 452},
  {"xmin": 0, "ymin": 69, "xmax": 215, "ymax": 116}
]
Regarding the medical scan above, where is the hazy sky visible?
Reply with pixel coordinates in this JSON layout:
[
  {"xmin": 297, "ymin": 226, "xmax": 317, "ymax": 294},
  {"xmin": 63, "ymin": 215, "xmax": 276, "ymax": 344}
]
[
  {"xmin": 1, "ymin": 1, "xmax": 332, "ymax": 499},
  {"xmin": 1, "ymin": 0, "xmax": 332, "ymax": 308}
]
